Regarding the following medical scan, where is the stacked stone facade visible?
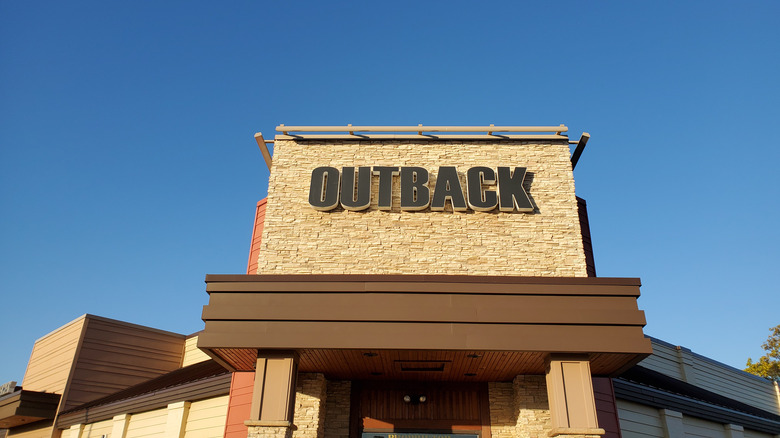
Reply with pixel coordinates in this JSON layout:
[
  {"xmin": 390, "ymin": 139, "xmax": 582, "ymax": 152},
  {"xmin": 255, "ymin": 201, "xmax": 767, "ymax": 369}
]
[
  {"xmin": 489, "ymin": 376, "xmax": 553, "ymax": 438},
  {"xmin": 247, "ymin": 373, "xmax": 329, "ymax": 438},
  {"xmin": 293, "ymin": 373, "xmax": 328, "ymax": 438},
  {"xmin": 258, "ymin": 139, "xmax": 587, "ymax": 277},
  {"xmin": 247, "ymin": 425, "xmax": 295, "ymax": 438},
  {"xmin": 250, "ymin": 137, "xmax": 596, "ymax": 438},
  {"xmin": 323, "ymin": 381, "xmax": 351, "ymax": 438}
]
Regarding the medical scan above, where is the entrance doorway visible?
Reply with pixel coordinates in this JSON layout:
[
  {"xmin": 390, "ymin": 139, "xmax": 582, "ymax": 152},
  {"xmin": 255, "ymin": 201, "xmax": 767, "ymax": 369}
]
[{"xmin": 352, "ymin": 382, "xmax": 490, "ymax": 438}]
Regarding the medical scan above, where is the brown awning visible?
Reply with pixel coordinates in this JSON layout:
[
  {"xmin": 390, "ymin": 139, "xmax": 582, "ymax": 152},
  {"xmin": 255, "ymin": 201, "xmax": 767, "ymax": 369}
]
[
  {"xmin": 199, "ymin": 275, "xmax": 652, "ymax": 378},
  {"xmin": 0, "ymin": 390, "xmax": 60, "ymax": 429}
]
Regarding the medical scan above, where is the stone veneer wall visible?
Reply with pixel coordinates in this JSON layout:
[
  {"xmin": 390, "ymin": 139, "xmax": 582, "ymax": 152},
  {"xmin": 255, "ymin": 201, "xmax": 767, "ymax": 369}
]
[
  {"xmin": 489, "ymin": 381, "xmax": 518, "ymax": 438},
  {"xmin": 489, "ymin": 376, "xmax": 602, "ymax": 438},
  {"xmin": 257, "ymin": 140, "xmax": 587, "ymax": 277},
  {"xmin": 490, "ymin": 376, "xmax": 552, "ymax": 438},
  {"xmin": 247, "ymin": 373, "xmax": 328, "ymax": 438},
  {"xmin": 323, "ymin": 381, "xmax": 351, "ymax": 438},
  {"xmin": 293, "ymin": 373, "xmax": 327, "ymax": 438},
  {"xmin": 247, "ymin": 425, "xmax": 293, "ymax": 438}
]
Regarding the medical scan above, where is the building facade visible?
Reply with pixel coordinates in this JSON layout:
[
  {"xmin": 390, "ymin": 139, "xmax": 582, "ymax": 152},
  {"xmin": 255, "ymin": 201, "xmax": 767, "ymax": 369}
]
[{"xmin": 2, "ymin": 125, "xmax": 778, "ymax": 438}]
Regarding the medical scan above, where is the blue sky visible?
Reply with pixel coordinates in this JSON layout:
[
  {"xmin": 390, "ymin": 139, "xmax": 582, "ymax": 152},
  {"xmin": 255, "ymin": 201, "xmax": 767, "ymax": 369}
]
[{"xmin": 1, "ymin": 1, "xmax": 778, "ymax": 382}]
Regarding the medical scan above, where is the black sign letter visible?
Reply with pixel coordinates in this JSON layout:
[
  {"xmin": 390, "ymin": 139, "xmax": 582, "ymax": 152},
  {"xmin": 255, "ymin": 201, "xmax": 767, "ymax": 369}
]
[
  {"xmin": 497, "ymin": 167, "xmax": 533, "ymax": 212},
  {"xmin": 466, "ymin": 167, "xmax": 498, "ymax": 211},
  {"xmin": 431, "ymin": 166, "xmax": 467, "ymax": 211},
  {"xmin": 340, "ymin": 167, "xmax": 372, "ymax": 211},
  {"xmin": 309, "ymin": 167, "xmax": 340, "ymax": 211},
  {"xmin": 400, "ymin": 167, "xmax": 430, "ymax": 211},
  {"xmin": 372, "ymin": 166, "xmax": 399, "ymax": 210}
]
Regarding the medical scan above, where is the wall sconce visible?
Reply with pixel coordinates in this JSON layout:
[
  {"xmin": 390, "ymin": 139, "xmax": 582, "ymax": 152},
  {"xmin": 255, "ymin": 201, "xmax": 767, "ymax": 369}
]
[{"xmin": 403, "ymin": 394, "xmax": 427, "ymax": 404}]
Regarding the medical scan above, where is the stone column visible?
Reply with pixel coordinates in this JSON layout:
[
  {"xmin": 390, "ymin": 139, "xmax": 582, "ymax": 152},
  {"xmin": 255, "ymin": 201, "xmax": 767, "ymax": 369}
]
[
  {"xmin": 323, "ymin": 380, "xmax": 351, "ymax": 438},
  {"xmin": 513, "ymin": 375, "xmax": 551, "ymax": 438},
  {"xmin": 246, "ymin": 350, "xmax": 299, "ymax": 438},
  {"xmin": 293, "ymin": 373, "xmax": 327, "ymax": 438},
  {"xmin": 545, "ymin": 355, "xmax": 604, "ymax": 438}
]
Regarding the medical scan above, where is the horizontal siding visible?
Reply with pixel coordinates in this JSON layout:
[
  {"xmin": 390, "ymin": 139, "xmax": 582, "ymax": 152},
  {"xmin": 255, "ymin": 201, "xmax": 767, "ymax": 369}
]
[
  {"xmin": 224, "ymin": 372, "xmax": 255, "ymax": 438},
  {"xmin": 56, "ymin": 373, "xmax": 231, "ymax": 428},
  {"xmin": 22, "ymin": 317, "xmax": 85, "ymax": 394},
  {"xmin": 63, "ymin": 317, "xmax": 185, "ymax": 409},
  {"xmin": 640, "ymin": 339, "xmax": 779, "ymax": 414},
  {"xmin": 246, "ymin": 199, "xmax": 266, "ymax": 275},
  {"xmin": 682, "ymin": 415, "xmax": 727, "ymax": 438},
  {"xmin": 616, "ymin": 400, "xmax": 663, "ymax": 438},
  {"xmin": 687, "ymin": 356, "xmax": 778, "ymax": 413},
  {"xmin": 82, "ymin": 419, "xmax": 113, "ymax": 438},
  {"xmin": 182, "ymin": 336, "xmax": 211, "ymax": 367},
  {"xmin": 743, "ymin": 429, "xmax": 776, "ymax": 438},
  {"xmin": 183, "ymin": 396, "xmax": 229, "ymax": 438},
  {"xmin": 6, "ymin": 421, "xmax": 53, "ymax": 438},
  {"xmin": 124, "ymin": 409, "xmax": 167, "ymax": 438},
  {"xmin": 637, "ymin": 342, "xmax": 683, "ymax": 380},
  {"xmin": 593, "ymin": 377, "xmax": 620, "ymax": 438}
]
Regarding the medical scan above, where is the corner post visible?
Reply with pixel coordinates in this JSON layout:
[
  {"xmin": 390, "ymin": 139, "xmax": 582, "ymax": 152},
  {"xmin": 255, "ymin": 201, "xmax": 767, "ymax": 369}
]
[
  {"xmin": 545, "ymin": 354, "xmax": 605, "ymax": 437},
  {"xmin": 246, "ymin": 350, "xmax": 299, "ymax": 438}
]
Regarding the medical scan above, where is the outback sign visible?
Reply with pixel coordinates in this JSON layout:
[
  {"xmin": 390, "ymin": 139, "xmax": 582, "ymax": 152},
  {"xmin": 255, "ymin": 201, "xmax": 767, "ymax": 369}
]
[{"xmin": 308, "ymin": 166, "xmax": 533, "ymax": 212}]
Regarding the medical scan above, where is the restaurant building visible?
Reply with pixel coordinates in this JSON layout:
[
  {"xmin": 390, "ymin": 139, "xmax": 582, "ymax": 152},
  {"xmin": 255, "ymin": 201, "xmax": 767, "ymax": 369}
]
[{"xmin": 2, "ymin": 125, "xmax": 779, "ymax": 438}]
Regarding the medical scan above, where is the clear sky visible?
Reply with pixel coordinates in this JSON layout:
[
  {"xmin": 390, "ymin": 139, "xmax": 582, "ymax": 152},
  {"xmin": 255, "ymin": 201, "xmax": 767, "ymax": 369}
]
[{"xmin": 1, "ymin": 1, "xmax": 778, "ymax": 383}]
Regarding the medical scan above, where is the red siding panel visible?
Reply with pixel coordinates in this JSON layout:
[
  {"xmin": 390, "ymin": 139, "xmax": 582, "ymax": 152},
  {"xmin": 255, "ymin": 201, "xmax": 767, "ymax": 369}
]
[
  {"xmin": 223, "ymin": 372, "xmax": 255, "ymax": 438},
  {"xmin": 246, "ymin": 199, "xmax": 267, "ymax": 275},
  {"xmin": 577, "ymin": 197, "xmax": 597, "ymax": 277},
  {"xmin": 593, "ymin": 377, "xmax": 622, "ymax": 438}
]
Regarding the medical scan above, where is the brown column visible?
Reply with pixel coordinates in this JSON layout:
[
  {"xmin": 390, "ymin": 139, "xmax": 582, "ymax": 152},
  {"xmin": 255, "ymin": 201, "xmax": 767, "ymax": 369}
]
[
  {"xmin": 245, "ymin": 350, "xmax": 299, "ymax": 438},
  {"xmin": 545, "ymin": 354, "xmax": 605, "ymax": 438}
]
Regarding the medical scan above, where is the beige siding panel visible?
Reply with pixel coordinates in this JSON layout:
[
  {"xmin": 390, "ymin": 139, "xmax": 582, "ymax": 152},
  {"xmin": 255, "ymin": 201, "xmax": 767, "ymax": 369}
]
[
  {"xmin": 124, "ymin": 409, "xmax": 168, "ymax": 438},
  {"xmin": 182, "ymin": 337, "xmax": 211, "ymax": 368},
  {"xmin": 743, "ymin": 429, "xmax": 776, "ymax": 438},
  {"xmin": 6, "ymin": 422, "xmax": 54, "ymax": 438},
  {"xmin": 616, "ymin": 400, "xmax": 664, "ymax": 438},
  {"xmin": 637, "ymin": 342, "xmax": 683, "ymax": 380},
  {"xmin": 682, "ymin": 415, "xmax": 726, "ymax": 438},
  {"xmin": 640, "ymin": 340, "xmax": 779, "ymax": 414},
  {"xmin": 62, "ymin": 317, "xmax": 185, "ymax": 410},
  {"xmin": 183, "ymin": 396, "xmax": 229, "ymax": 438},
  {"xmin": 688, "ymin": 356, "xmax": 779, "ymax": 413},
  {"xmin": 82, "ymin": 419, "xmax": 113, "ymax": 438},
  {"xmin": 22, "ymin": 317, "xmax": 86, "ymax": 394}
]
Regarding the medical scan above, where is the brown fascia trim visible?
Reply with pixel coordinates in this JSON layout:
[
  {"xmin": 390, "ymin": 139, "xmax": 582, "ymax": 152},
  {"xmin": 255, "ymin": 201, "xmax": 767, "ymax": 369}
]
[
  {"xmin": 56, "ymin": 360, "xmax": 230, "ymax": 428},
  {"xmin": 56, "ymin": 373, "xmax": 231, "ymax": 428},
  {"xmin": 205, "ymin": 274, "xmax": 641, "ymax": 286},
  {"xmin": 81, "ymin": 314, "xmax": 187, "ymax": 338},
  {"xmin": 204, "ymin": 276, "xmax": 642, "ymax": 298}
]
